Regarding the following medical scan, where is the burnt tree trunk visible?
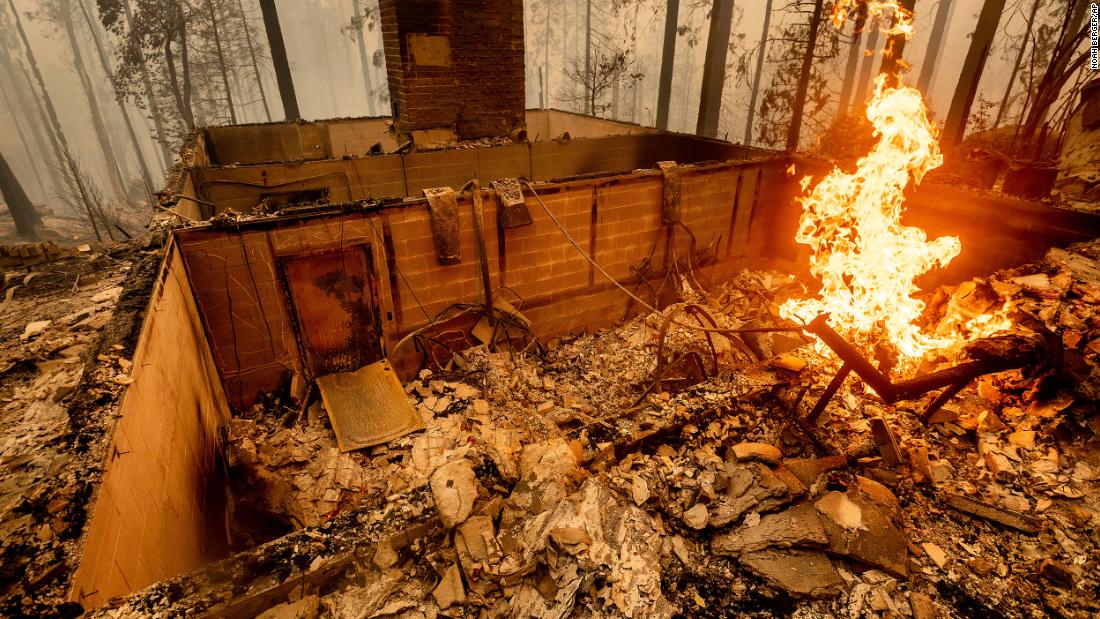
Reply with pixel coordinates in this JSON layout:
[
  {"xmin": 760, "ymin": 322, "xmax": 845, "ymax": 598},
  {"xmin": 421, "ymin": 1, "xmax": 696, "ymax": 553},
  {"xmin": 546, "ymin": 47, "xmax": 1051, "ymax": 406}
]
[
  {"xmin": 259, "ymin": 0, "xmax": 300, "ymax": 120},
  {"xmin": 16, "ymin": 61, "xmax": 72, "ymax": 197},
  {"xmin": 786, "ymin": 0, "xmax": 826, "ymax": 152},
  {"xmin": 78, "ymin": 0, "xmax": 155, "ymax": 198},
  {"xmin": 993, "ymin": 0, "xmax": 1039, "ymax": 128},
  {"xmin": 917, "ymin": 0, "xmax": 954, "ymax": 94},
  {"xmin": 238, "ymin": 0, "xmax": 272, "ymax": 121},
  {"xmin": 1015, "ymin": 0, "xmax": 1089, "ymax": 154},
  {"xmin": 943, "ymin": 0, "xmax": 1006, "ymax": 145},
  {"xmin": 696, "ymin": 0, "xmax": 735, "ymax": 138},
  {"xmin": 878, "ymin": 0, "xmax": 915, "ymax": 83},
  {"xmin": 836, "ymin": 7, "xmax": 865, "ymax": 119},
  {"xmin": 852, "ymin": 26, "xmax": 880, "ymax": 111},
  {"xmin": 122, "ymin": 0, "xmax": 173, "ymax": 168},
  {"xmin": 7, "ymin": 0, "xmax": 79, "ymax": 197},
  {"xmin": 743, "ymin": 0, "xmax": 773, "ymax": 145},
  {"xmin": 179, "ymin": 18, "xmax": 196, "ymax": 127},
  {"xmin": 655, "ymin": 0, "xmax": 679, "ymax": 130},
  {"xmin": 207, "ymin": 0, "xmax": 237, "ymax": 124},
  {"xmin": 0, "ymin": 85, "xmax": 47, "ymax": 198},
  {"xmin": 0, "ymin": 47, "xmax": 56, "ymax": 197},
  {"xmin": 0, "ymin": 151, "xmax": 42, "ymax": 239},
  {"xmin": 60, "ymin": 1, "xmax": 129, "ymax": 200},
  {"xmin": 164, "ymin": 31, "xmax": 195, "ymax": 130}
]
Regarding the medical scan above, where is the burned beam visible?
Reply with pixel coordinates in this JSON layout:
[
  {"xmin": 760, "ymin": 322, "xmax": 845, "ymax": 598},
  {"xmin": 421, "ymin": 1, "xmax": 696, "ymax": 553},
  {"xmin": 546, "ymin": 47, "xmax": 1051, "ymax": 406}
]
[
  {"xmin": 804, "ymin": 315, "xmax": 1043, "ymax": 422},
  {"xmin": 805, "ymin": 362, "xmax": 851, "ymax": 424}
]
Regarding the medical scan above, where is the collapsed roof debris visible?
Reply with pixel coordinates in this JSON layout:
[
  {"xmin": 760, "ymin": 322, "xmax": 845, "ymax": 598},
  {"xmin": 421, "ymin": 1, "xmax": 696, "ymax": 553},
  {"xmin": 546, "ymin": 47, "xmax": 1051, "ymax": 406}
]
[{"xmin": 67, "ymin": 238, "xmax": 1100, "ymax": 618}]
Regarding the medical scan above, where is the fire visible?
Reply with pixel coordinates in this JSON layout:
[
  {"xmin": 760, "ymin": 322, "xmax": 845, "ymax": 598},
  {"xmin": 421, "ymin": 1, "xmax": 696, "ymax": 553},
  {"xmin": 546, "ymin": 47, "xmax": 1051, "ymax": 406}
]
[
  {"xmin": 831, "ymin": 0, "xmax": 914, "ymax": 37},
  {"xmin": 779, "ymin": 74, "xmax": 1011, "ymax": 365},
  {"xmin": 778, "ymin": 0, "xmax": 1012, "ymax": 368}
]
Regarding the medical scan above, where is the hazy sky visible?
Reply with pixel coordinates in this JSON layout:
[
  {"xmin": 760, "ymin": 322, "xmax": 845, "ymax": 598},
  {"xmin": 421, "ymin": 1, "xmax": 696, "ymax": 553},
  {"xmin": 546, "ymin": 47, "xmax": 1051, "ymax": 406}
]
[{"xmin": 0, "ymin": 0, "xmax": 1055, "ymax": 212}]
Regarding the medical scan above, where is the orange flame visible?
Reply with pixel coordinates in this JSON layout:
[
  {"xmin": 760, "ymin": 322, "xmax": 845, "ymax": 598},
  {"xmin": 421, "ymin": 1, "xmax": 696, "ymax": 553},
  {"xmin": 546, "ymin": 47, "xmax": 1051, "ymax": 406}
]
[
  {"xmin": 779, "ymin": 75, "xmax": 1010, "ymax": 365},
  {"xmin": 831, "ymin": 0, "xmax": 914, "ymax": 37}
]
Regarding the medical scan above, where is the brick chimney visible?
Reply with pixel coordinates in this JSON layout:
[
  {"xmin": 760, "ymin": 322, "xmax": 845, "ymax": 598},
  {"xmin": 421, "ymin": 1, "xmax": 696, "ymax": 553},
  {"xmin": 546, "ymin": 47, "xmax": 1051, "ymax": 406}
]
[{"xmin": 378, "ymin": 0, "xmax": 526, "ymax": 145}]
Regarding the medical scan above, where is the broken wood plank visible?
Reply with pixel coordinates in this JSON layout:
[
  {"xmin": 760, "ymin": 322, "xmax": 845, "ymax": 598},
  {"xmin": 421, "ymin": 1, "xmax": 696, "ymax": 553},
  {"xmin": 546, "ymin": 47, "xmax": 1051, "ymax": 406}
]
[
  {"xmin": 198, "ymin": 555, "xmax": 354, "ymax": 619},
  {"xmin": 943, "ymin": 493, "xmax": 1041, "ymax": 535}
]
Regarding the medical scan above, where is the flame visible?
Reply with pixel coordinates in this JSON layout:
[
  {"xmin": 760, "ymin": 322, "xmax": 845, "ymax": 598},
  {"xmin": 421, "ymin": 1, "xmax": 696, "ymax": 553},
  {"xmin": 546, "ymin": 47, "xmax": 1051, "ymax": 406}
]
[
  {"xmin": 779, "ymin": 75, "xmax": 1010, "ymax": 365},
  {"xmin": 831, "ymin": 0, "xmax": 914, "ymax": 37}
]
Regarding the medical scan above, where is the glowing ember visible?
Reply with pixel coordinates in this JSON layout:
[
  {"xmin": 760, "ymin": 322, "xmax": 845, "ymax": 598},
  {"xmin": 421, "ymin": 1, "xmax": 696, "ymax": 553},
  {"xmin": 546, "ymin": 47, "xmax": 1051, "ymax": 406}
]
[{"xmin": 778, "ymin": 89, "xmax": 1013, "ymax": 368}]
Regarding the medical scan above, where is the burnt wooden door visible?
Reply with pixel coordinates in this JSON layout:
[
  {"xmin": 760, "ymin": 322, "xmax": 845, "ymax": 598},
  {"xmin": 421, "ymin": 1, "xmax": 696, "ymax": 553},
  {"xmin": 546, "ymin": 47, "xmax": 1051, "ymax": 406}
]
[{"xmin": 281, "ymin": 245, "xmax": 384, "ymax": 377}]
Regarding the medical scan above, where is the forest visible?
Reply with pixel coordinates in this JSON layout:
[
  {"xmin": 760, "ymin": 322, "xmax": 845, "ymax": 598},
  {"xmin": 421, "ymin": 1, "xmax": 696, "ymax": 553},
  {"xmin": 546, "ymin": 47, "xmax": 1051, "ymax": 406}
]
[{"xmin": 0, "ymin": 0, "xmax": 1094, "ymax": 238}]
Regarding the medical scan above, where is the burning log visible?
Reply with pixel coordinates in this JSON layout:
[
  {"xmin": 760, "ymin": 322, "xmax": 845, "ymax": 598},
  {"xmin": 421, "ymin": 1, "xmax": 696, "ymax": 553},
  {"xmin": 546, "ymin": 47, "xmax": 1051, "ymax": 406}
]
[{"xmin": 803, "ymin": 314, "xmax": 1051, "ymax": 423}]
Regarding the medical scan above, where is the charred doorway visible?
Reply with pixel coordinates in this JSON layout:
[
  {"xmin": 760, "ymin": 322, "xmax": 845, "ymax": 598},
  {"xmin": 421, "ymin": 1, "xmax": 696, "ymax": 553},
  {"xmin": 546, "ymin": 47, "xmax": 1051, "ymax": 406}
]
[{"xmin": 280, "ymin": 244, "xmax": 385, "ymax": 378}]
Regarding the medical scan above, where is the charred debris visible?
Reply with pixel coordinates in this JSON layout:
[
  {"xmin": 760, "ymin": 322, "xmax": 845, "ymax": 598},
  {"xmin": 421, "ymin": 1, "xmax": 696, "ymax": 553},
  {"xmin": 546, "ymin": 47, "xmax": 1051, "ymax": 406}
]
[{"xmin": 3, "ymin": 225, "xmax": 1098, "ymax": 618}]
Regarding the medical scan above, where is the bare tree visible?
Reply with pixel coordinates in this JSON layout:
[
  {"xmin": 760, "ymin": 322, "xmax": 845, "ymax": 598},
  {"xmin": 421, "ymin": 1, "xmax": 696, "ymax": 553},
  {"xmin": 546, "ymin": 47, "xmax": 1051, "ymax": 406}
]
[
  {"xmin": 877, "ymin": 0, "xmax": 915, "ymax": 82},
  {"xmin": 754, "ymin": 0, "xmax": 841, "ymax": 150},
  {"xmin": 1013, "ymin": 0, "xmax": 1090, "ymax": 155},
  {"xmin": 239, "ymin": 0, "xmax": 271, "ymax": 121},
  {"xmin": 33, "ymin": 0, "xmax": 132, "ymax": 201},
  {"xmin": 0, "ymin": 85, "xmax": 47, "ymax": 199},
  {"xmin": 5, "ymin": 0, "xmax": 80, "ymax": 200},
  {"xmin": 917, "ymin": 0, "xmax": 954, "ymax": 94},
  {"xmin": 993, "ymin": 0, "xmax": 1040, "ymax": 128},
  {"xmin": 786, "ymin": 0, "xmax": 826, "ymax": 151},
  {"xmin": 696, "ymin": 0, "xmax": 735, "ymax": 137},
  {"xmin": 120, "ymin": 0, "xmax": 173, "ymax": 168},
  {"xmin": 835, "ymin": 4, "xmax": 866, "ymax": 119},
  {"xmin": 259, "ymin": 0, "xmax": 299, "ymax": 120},
  {"xmin": 943, "ymin": 0, "xmax": 1007, "ymax": 145},
  {"xmin": 743, "ymin": 0, "xmax": 773, "ymax": 145},
  {"xmin": 561, "ymin": 42, "xmax": 643, "ymax": 116},
  {"xmin": 206, "ymin": 0, "xmax": 237, "ymax": 123},
  {"xmin": 0, "ymin": 20, "xmax": 54, "ymax": 197},
  {"xmin": 851, "ymin": 25, "xmax": 880, "ymax": 111},
  {"xmin": 76, "ymin": 0, "xmax": 156, "ymax": 198},
  {"xmin": 655, "ymin": 0, "xmax": 678, "ymax": 129}
]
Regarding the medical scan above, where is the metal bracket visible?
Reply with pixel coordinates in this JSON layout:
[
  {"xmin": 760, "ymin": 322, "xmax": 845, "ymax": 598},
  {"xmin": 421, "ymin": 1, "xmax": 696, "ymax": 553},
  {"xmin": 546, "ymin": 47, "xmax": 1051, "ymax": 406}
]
[
  {"xmin": 423, "ymin": 187, "xmax": 460, "ymax": 264},
  {"xmin": 657, "ymin": 161, "xmax": 681, "ymax": 223}
]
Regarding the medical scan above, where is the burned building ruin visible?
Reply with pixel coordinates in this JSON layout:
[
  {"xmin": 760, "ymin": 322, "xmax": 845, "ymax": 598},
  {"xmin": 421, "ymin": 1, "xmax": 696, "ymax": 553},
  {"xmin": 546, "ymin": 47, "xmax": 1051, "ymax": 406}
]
[{"xmin": 2, "ymin": 1, "xmax": 1100, "ymax": 618}]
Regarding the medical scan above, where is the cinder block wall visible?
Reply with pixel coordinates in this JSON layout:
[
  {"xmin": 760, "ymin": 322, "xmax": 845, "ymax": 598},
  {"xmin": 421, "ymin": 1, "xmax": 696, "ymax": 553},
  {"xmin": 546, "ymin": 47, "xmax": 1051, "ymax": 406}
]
[
  {"xmin": 69, "ymin": 243, "xmax": 232, "ymax": 608},
  {"xmin": 379, "ymin": 0, "xmax": 525, "ymax": 140},
  {"xmin": 188, "ymin": 133, "xmax": 763, "ymax": 216},
  {"xmin": 176, "ymin": 158, "xmax": 790, "ymax": 411}
]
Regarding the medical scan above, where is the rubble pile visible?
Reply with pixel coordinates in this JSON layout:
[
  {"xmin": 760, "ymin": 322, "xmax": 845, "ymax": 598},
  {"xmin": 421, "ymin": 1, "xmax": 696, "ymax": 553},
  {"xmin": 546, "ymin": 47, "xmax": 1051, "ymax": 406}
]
[
  {"xmin": 5, "ymin": 237, "xmax": 1099, "ymax": 618},
  {"xmin": 0, "ymin": 241, "xmax": 161, "ymax": 615},
  {"xmin": 180, "ymin": 243, "xmax": 1100, "ymax": 618}
]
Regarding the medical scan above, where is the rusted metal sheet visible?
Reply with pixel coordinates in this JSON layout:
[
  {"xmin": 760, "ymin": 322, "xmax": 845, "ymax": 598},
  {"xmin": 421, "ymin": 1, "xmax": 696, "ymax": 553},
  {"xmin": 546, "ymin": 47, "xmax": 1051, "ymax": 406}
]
[
  {"xmin": 658, "ymin": 161, "xmax": 681, "ymax": 223},
  {"xmin": 490, "ymin": 178, "xmax": 532, "ymax": 229},
  {"xmin": 423, "ymin": 187, "xmax": 460, "ymax": 264},
  {"xmin": 281, "ymin": 245, "xmax": 383, "ymax": 377},
  {"xmin": 315, "ymin": 360, "xmax": 424, "ymax": 451}
]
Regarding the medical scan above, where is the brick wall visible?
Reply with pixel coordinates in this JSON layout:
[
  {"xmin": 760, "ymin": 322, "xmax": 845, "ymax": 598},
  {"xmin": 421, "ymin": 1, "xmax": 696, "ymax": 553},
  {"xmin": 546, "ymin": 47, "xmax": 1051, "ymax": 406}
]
[
  {"xmin": 70, "ymin": 243, "xmax": 231, "ymax": 608},
  {"xmin": 378, "ymin": 0, "xmax": 525, "ymax": 140},
  {"xmin": 176, "ymin": 159, "xmax": 786, "ymax": 411}
]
